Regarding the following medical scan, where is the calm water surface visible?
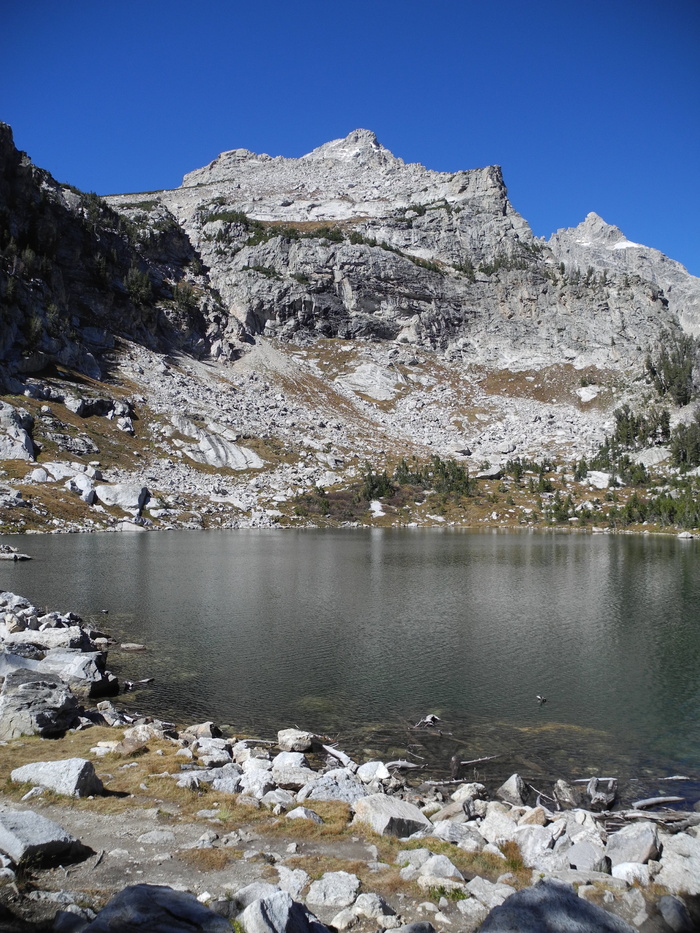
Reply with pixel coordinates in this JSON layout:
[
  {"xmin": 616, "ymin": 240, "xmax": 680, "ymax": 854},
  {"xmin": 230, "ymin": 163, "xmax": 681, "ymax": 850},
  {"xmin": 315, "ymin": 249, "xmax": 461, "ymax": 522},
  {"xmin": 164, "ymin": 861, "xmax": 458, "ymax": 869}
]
[{"xmin": 1, "ymin": 529, "xmax": 699, "ymax": 798}]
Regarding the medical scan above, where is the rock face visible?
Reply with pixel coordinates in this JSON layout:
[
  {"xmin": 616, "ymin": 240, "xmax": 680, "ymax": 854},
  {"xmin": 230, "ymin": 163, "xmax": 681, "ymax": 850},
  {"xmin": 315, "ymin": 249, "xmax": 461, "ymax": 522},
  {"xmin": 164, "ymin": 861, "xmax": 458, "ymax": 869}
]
[
  {"xmin": 104, "ymin": 128, "xmax": 695, "ymax": 371},
  {"xmin": 548, "ymin": 212, "xmax": 700, "ymax": 337}
]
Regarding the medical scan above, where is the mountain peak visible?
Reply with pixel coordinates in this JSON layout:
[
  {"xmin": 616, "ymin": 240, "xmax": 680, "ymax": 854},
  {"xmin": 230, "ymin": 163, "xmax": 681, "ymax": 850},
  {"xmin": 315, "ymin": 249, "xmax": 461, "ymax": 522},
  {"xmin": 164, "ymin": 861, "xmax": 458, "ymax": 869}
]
[{"xmin": 302, "ymin": 129, "xmax": 399, "ymax": 166}]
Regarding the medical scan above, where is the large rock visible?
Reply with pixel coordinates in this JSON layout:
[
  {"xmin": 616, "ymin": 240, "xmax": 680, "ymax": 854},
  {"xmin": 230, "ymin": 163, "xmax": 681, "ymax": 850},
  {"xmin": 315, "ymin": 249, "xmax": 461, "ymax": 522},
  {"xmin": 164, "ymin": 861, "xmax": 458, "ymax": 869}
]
[
  {"xmin": 306, "ymin": 871, "xmax": 360, "ymax": 910},
  {"xmin": 0, "ymin": 402, "xmax": 35, "ymax": 461},
  {"xmin": 0, "ymin": 669, "xmax": 80, "ymax": 740},
  {"xmin": 239, "ymin": 890, "xmax": 329, "ymax": 933},
  {"xmin": 94, "ymin": 483, "xmax": 150, "ymax": 512},
  {"xmin": 298, "ymin": 768, "xmax": 367, "ymax": 804},
  {"xmin": 277, "ymin": 729, "xmax": 315, "ymax": 752},
  {"xmin": 11, "ymin": 758, "xmax": 103, "ymax": 797},
  {"xmin": 352, "ymin": 794, "xmax": 432, "ymax": 837},
  {"xmin": 654, "ymin": 832, "xmax": 700, "ymax": 895},
  {"xmin": 604, "ymin": 821, "xmax": 660, "ymax": 867},
  {"xmin": 0, "ymin": 809, "xmax": 86, "ymax": 864},
  {"xmin": 84, "ymin": 884, "xmax": 231, "ymax": 931},
  {"xmin": 170, "ymin": 414, "xmax": 264, "ymax": 470},
  {"xmin": 478, "ymin": 878, "xmax": 637, "ymax": 932},
  {"xmin": 496, "ymin": 773, "xmax": 528, "ymax": 806}
]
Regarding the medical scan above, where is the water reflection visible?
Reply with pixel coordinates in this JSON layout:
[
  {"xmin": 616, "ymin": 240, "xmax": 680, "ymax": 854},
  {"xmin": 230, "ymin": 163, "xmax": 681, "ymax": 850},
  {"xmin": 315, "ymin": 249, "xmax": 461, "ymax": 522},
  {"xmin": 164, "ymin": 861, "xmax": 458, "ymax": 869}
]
[{"xmin": 1, "ymin": 529, "xmax": 699, "ymax": 792}]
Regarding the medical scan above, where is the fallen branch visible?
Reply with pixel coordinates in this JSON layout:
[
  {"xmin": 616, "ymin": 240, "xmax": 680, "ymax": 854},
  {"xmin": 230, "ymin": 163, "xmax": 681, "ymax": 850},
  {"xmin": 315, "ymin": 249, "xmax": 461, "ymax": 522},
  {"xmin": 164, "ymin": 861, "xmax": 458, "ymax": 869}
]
[
  {"xmin": 528, "ymin": 782, "xmax": 556, "ymax": 803},
  {"xmin": 632, "ymin": 796, "xmax": 685, "ymax": 809},
  {"xmin": 386, "ymin": 759, "xmax": 422, "ymax": 770},
  {"xmin": 461, "ymin": 755, "xmax": 499, "ymax": 767},
  {"xmin": 322, "ymin": 744, "xmax": 358, "ymax": 772}
]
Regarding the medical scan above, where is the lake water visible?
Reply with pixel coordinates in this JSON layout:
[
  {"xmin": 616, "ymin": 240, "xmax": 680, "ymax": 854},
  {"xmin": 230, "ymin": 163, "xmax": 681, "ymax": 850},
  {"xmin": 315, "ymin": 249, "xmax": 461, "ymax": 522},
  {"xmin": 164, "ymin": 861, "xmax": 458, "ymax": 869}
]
[{"xmin": 2, "ymin": 528, "xmax": 699, "ymax": 803}]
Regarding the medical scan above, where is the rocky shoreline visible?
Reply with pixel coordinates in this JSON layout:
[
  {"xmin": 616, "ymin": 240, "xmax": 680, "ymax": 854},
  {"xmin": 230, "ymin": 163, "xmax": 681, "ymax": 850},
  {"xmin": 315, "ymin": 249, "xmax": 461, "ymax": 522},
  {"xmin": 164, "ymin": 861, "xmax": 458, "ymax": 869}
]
[{"xmin": 0, "ymin": 589, "xmax": 699, "ymax": 931}]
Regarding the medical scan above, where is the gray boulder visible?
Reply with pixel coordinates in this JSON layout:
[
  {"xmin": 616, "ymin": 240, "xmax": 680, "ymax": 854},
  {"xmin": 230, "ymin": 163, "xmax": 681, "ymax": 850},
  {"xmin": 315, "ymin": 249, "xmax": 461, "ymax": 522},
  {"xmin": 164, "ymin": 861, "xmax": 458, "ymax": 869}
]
[
  {"xmin": 11, "ymin": 758, "xmax": 103, "ymax": 797},
  {"xmin": 239, "ymin": 890, "xmax": 329, "ymax": 933},
  {"xmin": 496, "ymin": 773, "xmax": 528, "ymax": 806},
  {"xmin": 0, "ymin": 809, "xmax": 87, "ymax": 864},
  {"xmin": 287, "ymin": 807, "xmax": 323, "ymax": 824},
  {"xmin": 352, "ymin": 794, "xmax": 432, "ymax": 837},
  {"xmin": 94, "ymin": 483, "xmax": 150, "ymax": 512},
  {"xmin": 278, "ymin": 729, "xmax": 315, "ymax": 752},
  {"xmin": 0, "ymin": 402, "xmax": 35, "ymax": 461},
  {"xmin": 658, "ymin": 895, "xmax": 695, "ymax": 932},
  {"xmin": 306, "ymin": 871, "xmax": 360, "ymax": 909},
  {"xmin": 0, "ymin": 669, "xmax": 80, "ymax": 740},
  {"xmin": 298, "ymin": 768, "xmax": 367, "ymax": 804},
  {"xmin": 466, "ymin": 876, "xmax": 517, "ymax": 909},
  {"xmin": 566, "ymin": 839, "xmax": 609, "ymax": 873},
  {"xmin": 605, "ymin": 821, "xmax": 660, "ymax": 867},
  {"xmin": 231, "ymin": 883, "xmax": 283, "ymax": 911},
  {"xmin": 655, "ymin": 832, "xmax": 700, "ymax": 895},
  {"xmin": 478, "ymin": 878, "xmax": 636, "ymax": 932},
  {"xmin": 84, "ymin": 884, "xmax": 231, "ymax": 931}
]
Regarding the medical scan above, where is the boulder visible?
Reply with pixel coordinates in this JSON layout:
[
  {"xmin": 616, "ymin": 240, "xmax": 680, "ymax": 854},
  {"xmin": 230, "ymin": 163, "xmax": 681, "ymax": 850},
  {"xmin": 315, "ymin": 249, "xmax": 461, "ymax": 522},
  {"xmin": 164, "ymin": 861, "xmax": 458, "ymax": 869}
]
[
  {"xmin": 352, "ymin": 794, "xmax": 432, "ymax": 837},
  {"xmin": 478, "ymin": 806, "xmax": 519, "ymax": 846},
  {"xmin": 497, "ymin": 773, "xmax": 528, "ymax": 806},
  {"xmin": 566, "ymin": 840, "xmax": 609, "ymax": 873},
  {"xmin": 513, "ymin": 824, "xmax": 559, "ymax": 869},
  {"xmin": 277, "ymin": 728, "xmax": 315, "ymax": 752},
  {"xmin": 429, "ymin": 820, "xmax": 484, "ymax": 849},
  {"xmin": 272, "ymin": 752, "xmax": 308, "ymax": 769},
  {"xmin": 83, "ymin": 884, "xmax": 231, "ymax": 932},
  {"xmin": 239, "ymin": 890, "xmax": 329, "ymax": 933},
  {"xmin": 658, "ymin": 895, "xmax": 695, "ymax": 932},
  {"xmin": 478, "ymin": 878, "xmax": 636, "ymax": 932},
  {"xmin": 356, "ymin": 761, "xmax": 390, "ymax": 783},
  {"xmin": 276, "ymin": 866, "xmax": 310, "ymax": 900},
  {"xmin": 298, "ymin": 768, "xmax": 367, "ymax": 804},
  {"xmin": 451, "ymin": 782, "xmax": 487, "ymax": 803},
  {"xmin": 0, "ymin": 810, "xmax": 86, "ymax": 864},
  {"xmin": 239, "ymin": 770, "xmax": 276, "ymax": 799},
  {"xmin": 0, "ymin": 669, "xmax": 80, "ymax": 740},
  {"xmin": 271, "ymin": 766, "xmax": 318, "ymax": 790},
  {"xmin": 465, "ymin": 875, "xmax": 517, "ymax": 910},
  {"xmin": 417, "ymin": 853, "xmax": 464, "ymax": 882},
  {"xmin": 306, "ymin": 871, "xmax": 360, "ymax": 909},
  {"xmin": 0, "ymin": 402, "xmax": 35, "ymax": 461},
  {"xmin": 286, "ymin": 807, "xmax": 323, "ymax": 824},
  {"xmin": 654, "ymin": 832, "xmax": 700, "ymax": 895},
  {"xmin": 94, "ymin": 483, "xmax": 150, "ymax": 512},
  {"xmin": 11, "ymin": 758, "xmax": 103, "ymax": 797},
  {"xmin": 230, "ymin": 882, "xmax": 282, "ymax": 911},
  {"xmin": 605, "ymin": 821, "xmax": 660, "ymax": 867}
]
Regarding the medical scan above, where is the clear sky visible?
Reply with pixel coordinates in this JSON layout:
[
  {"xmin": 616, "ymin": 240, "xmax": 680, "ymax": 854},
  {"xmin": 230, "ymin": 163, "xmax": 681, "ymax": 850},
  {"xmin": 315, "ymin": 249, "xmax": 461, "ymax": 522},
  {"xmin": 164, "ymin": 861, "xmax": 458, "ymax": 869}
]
[{"xmin": 2, "ymin": 0, "xmax": 699, "ymax": 274}]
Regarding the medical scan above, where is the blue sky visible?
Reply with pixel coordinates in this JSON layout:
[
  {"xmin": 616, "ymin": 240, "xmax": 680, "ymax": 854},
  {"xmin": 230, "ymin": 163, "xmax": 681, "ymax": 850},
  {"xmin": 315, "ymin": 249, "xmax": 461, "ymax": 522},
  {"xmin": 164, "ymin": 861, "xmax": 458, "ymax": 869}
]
[{"xmin": 3, "ymin": 0, "xmax": 699, "ymax": 274}]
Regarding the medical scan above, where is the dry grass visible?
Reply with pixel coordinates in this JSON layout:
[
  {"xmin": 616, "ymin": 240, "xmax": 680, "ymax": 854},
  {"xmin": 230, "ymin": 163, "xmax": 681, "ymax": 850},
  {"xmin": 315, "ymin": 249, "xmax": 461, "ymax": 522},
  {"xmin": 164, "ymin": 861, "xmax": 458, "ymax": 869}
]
[
  {"xmin": 260, "ymin": 800, "xmax": 351, "ymax": 838},
  {"xmin": 177, "ymin": 847, "xmax": 242, "ymax": 871}
]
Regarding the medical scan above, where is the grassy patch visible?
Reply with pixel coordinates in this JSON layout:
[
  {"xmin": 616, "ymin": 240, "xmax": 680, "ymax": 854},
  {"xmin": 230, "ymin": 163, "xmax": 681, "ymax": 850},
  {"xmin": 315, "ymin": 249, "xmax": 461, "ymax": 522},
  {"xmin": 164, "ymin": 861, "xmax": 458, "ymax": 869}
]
[{"xmin": 177, "ymin": 847, "xmax": 241, "ymax": 871}]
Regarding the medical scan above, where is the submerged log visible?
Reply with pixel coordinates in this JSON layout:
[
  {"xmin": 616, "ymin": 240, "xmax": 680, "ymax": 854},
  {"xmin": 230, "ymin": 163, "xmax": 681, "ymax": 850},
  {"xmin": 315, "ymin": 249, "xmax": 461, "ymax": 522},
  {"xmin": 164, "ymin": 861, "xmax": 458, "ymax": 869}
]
[{"xmin": 632, "ymin": 796, "xmax": 685, "ymax": 809}]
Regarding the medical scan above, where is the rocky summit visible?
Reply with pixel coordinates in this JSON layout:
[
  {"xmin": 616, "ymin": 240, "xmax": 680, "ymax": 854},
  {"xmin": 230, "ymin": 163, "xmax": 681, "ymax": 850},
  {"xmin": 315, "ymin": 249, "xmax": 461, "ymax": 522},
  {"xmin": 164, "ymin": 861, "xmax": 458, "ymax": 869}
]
[{"xmin": 1, "ymin": 124, "xmax": 700, "ymax": 533}]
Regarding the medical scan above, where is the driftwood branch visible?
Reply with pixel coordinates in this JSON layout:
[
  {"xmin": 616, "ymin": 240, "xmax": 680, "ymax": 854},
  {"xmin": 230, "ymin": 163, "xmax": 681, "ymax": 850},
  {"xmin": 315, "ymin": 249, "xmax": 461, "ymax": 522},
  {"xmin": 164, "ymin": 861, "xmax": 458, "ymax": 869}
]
[
  {"xmin": 322, "ymin": 744, "xmax": 358, "ymax": 772},
  {"xmin": 386, "ymin": 759, "xmax": 422, "ymax": 770},
  {"xmin": 632, "ymin": 796, "xmax": 685, "ymax": 809},
  {"xmin": 461, "ymin": 755, "xmax": 499, "ymax": 767}
]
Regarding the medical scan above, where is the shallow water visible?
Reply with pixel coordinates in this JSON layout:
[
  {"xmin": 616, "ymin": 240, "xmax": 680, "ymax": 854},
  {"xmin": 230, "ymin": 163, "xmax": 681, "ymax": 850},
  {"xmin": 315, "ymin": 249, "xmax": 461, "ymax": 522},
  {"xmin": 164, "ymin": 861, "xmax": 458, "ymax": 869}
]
[{"xmin": 2, "ymin": 528, "xmax": 699, "ymax": 800}]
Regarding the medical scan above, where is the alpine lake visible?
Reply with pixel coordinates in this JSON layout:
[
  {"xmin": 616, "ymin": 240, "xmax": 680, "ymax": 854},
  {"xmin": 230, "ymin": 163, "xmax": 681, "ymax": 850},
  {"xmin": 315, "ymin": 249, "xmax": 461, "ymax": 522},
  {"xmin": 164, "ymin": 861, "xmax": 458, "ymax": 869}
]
[{"xmin": 2, "ymin": 528, "xmax": 699, "ymax": 806}]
